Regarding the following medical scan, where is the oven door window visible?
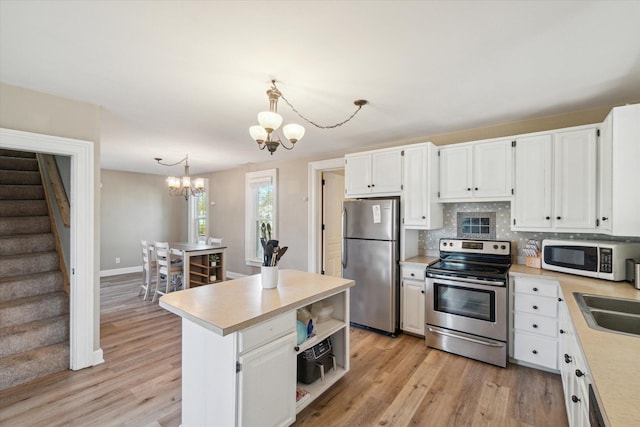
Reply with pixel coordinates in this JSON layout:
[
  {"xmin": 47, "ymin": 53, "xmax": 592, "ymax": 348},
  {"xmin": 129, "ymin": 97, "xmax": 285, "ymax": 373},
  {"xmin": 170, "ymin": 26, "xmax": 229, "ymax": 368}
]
[{"xmin": 433, "ymin": 283, "xmax": 495, "ymax": 322}]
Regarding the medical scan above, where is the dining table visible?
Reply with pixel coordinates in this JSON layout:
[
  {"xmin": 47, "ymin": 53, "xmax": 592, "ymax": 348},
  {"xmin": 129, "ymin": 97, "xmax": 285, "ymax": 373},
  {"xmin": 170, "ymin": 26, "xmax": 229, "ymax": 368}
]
[{"xmin": 170, "ymin": 242, "xmax": 227, "ymax": 289}]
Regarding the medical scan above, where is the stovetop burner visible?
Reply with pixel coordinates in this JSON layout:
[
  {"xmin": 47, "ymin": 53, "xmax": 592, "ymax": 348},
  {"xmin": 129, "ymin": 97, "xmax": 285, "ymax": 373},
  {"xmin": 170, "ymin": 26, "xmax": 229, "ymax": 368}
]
[{"xmin": 427, "ymin": 238, "xmax": 512, "ymax": 283}]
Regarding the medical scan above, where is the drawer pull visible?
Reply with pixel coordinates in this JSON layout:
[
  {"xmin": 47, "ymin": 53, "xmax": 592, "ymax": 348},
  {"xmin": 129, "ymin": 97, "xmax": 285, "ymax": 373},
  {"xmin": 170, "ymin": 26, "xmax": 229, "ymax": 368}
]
[
  {"xmin": 575, "ymin": 369, "xmax": 584, "ymax": 378},
  {"xmin": 532, "ymin": 287, "xmax": 538, "ymax": 292},
  {"xmin": 532, "ymin": 305, "xmax": 538, "ymax": 310},
  {"xmin": 532, "ymin": 349, "xmax": 538, "ymax": 355},
  {"xmin": 559, "ymin": 329, "xmax": 566, "ymax": 334},
  {"xmin": 532, "ymin": 324, "xmax": 538, "ymax": 329},
  {"xmin": 564, "ymin": 354, "xmax": 572, "ymax": 364},
  {"xmin": 410, "ymin": 273, "xmax": 415, "ymax": 277}
]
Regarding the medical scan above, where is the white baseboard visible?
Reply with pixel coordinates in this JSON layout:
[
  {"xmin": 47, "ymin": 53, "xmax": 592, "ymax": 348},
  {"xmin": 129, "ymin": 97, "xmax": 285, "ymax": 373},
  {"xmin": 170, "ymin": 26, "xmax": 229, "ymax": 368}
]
[
  {"xmin": 100, "ymin": 266, "xmax": 142, "ymax": 277},
  {"xmin": 225, "ymin": 271, "xmax": 247, "ymax": 279},
  {"xmin": 93, "ymin": 348, "xmax": 104, "ymax": 366}
]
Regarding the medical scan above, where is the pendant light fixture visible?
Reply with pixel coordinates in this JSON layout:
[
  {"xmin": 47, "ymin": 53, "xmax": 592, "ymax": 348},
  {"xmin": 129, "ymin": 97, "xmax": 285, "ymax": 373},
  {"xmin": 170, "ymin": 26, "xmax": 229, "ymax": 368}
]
[
  {"xmin": 249, "ymin": 79, "xmax": 367, "ymax": 155},
  {"xmin": 154, "ymin": 154, "xmax": 204, "ymax": 200}
]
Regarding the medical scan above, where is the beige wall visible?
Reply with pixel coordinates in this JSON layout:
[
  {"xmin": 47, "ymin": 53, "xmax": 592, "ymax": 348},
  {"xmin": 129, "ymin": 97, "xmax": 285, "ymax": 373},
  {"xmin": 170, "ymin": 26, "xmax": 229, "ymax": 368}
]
[
  {"xmin": 100, "ymin": 170, "xmax": 187, "ymax": 271},
  {"xmin": 0, "ymin": 82, "xmax": 101, "ymax": 349},
  {"xmin": 206, "ymin": 102, "xmax": 631, "ymax": 276}
]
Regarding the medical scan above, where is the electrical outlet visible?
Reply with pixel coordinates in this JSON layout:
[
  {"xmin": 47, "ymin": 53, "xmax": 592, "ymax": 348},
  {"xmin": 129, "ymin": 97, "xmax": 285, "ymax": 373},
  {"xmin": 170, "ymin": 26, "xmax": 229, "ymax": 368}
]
[{"xmin": 115, "ymin": 257, "xmax": 120, "ymax": 264}]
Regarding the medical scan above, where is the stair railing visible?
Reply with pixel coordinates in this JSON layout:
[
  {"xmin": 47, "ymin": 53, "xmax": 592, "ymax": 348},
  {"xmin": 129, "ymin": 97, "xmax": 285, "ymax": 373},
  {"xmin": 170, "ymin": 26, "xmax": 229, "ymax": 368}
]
[{"xmin": 37, "ymin": 154, "xmax": 71, "ymax": 294}]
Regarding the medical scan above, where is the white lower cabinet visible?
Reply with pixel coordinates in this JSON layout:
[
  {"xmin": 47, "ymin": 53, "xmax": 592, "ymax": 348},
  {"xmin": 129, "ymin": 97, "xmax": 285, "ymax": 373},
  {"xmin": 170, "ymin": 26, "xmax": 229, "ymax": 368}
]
[
  {"xmin": 510, "ymin": 277, "xmax": 560, "ymax": 371},
  {"xmin": 401, "ymin": 265, "xmax": 426, "ymax": 336},
  {"xmin": 558, "ymin": 293, "xmax": 591, "ymax": 427},
  {"xmin": 238, "ymin": 332, "xmax": 297, "ymax": 427}
]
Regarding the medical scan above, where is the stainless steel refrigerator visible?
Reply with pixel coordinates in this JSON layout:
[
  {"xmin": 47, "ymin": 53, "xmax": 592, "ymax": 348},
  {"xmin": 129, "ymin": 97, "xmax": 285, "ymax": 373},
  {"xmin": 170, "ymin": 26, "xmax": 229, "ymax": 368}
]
[{"xmin": 342, "ymin": 198, "xmax": 400, "ymax": 334}]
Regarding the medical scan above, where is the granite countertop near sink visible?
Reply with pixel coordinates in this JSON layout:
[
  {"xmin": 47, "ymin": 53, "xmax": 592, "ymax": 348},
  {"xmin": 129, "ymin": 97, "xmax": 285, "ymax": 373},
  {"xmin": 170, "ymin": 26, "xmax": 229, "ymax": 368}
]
[
  {"xmin": 401, "ymin": 255, "xmax": 439, "ymax": 267},
  {"xmin": 510, "ymin": 264, "xmax": 640, "ymax": 426}
]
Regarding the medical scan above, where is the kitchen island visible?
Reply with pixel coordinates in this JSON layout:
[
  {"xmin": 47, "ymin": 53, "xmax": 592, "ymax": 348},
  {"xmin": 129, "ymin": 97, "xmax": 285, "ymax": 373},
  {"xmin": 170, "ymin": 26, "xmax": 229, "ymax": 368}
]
[{"xmin": 160, "ymin": 269, "xmax": 355, "ymax": 427}]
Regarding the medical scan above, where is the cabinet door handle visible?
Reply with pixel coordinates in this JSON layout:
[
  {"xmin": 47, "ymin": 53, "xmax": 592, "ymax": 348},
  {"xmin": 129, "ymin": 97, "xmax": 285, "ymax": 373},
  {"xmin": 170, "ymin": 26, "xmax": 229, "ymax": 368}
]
[
  {"xmin": 474, "ymin": 187, "xmax": 478, "ymax": 191},
  {"xmin": 532, "ymin": 349, "xmax": 538, "ymax": 355},
  {"xmin": 367, "ymin": 184, "xmax": 371, "ymax": 188},
  {"xmin": 467, "ymin": 187, "xmax": 471, "ymax": 191},
  {"xmin": 532, "ymin": 305, "xmax": 538, "ymax": 310},
  {"xmin": 560, "ymin": 329, "xmax": 566, "ymax": 334},
  {"xmin": 556, "ymin": 216, "xmax": 562, "ymax": 220},
  {"xmin": 421, "ymin": 290, "xmax": 425, "ymax": 294},
  {"xmin": 571, "ymin": 395, "xmax": 580, "ymax": 403},
  {"xmin": 575, "ymin": 369, "xmax": 584, "ymax": 378},
  {"xmin": 294, "ymin": 346, "xmax": 300, "ymax": 352},
  {"xmin": 371, "ymin": 184, "xmax": 375, "ymax": 187},
  {"xmin": 545, "ymin": 216, "xmax": 551, "ymax": 220},
  {"xmin": 410, "ymin": 273, "xmax": 415, "ymax": 277},
  {"xmin": 564, "ymin": 353, "xmax": 572, "ymax": 364},
  {"xmin": 421, "ymin": 216, "xmax": 426, "ymax": 219},
  {"xmin": 533, "ymin": 287, "xmax": 538, "ymax": 292},
  {"xmin": 532, "ymin": 324, "xmax": 538, "ymax": 329},
  {"xmin": 602, "ymin": 217, "xmax": 608, "ymax": 221}
]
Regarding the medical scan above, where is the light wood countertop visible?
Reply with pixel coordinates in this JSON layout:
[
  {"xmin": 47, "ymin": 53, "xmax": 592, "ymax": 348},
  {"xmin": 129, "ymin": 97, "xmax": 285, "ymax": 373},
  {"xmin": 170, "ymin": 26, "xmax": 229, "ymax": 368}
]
[
  {"xmin": 159, "ymin": 269, "xmax": 354, "ymax": 336},
  {"xmin": 510, "ymin": 265, "xmax": 640, "ymax": 426},
  {"xmin": 401, "ymin": 255, "xmax": 439, "ymax": 267}
]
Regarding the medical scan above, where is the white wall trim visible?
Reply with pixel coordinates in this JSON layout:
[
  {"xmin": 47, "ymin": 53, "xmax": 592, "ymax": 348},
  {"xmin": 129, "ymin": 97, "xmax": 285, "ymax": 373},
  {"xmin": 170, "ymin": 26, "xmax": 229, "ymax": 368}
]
[
  {"xmin": 100, "ymin": 266, "xmax": 143, "ymax": 277},
  {"xmin": 0, "ymin": 128, "xmax": 98, "ymax": 370},
  {"xmin": 307, "ymin": 158, "xmax": 345, "ymax": 273}
]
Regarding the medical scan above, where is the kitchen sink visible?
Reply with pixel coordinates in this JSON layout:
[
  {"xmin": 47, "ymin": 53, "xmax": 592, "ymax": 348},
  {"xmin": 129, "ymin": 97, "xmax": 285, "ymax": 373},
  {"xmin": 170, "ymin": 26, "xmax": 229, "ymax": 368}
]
[{"xmin": 574, "ymin": 293, "xmax": 640, "ymax": 337}]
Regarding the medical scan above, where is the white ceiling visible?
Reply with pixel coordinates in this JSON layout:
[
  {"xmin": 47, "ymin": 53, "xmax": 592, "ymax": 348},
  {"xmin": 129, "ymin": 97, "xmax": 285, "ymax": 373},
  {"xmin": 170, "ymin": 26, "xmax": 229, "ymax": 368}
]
[{"xmin": 2, "ymin": 1, "xmax": 640, "ymax": 175}]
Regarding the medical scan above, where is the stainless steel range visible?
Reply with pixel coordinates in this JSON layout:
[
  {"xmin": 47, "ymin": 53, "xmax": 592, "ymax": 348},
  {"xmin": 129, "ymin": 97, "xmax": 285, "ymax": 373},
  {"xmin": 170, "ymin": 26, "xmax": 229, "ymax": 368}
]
[{"xmin": 425, "ymin": 238, "xmax": 511, "ymax": 367}]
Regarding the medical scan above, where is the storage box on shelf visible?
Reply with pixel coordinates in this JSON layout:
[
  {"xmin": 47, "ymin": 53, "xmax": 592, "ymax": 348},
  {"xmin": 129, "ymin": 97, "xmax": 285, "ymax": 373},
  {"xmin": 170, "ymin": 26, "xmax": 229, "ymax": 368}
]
[{"xmin": 510, "ymin": 276, "xmax": 560, "ymax": 372}]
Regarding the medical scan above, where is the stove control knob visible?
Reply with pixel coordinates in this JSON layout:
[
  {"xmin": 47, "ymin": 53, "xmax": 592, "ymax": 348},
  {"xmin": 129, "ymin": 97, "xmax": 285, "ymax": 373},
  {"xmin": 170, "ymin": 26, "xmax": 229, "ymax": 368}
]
[
  {"xmin": 449, "ymin": 242, "xmax": 454, "ymax": 246},
  {"xmin": 493, "ymin": 244, "xmax": 498, "ymax": 249},
  {"xmin": 500, "ymin": 245, "xmax": 506, "ymax": 250}
]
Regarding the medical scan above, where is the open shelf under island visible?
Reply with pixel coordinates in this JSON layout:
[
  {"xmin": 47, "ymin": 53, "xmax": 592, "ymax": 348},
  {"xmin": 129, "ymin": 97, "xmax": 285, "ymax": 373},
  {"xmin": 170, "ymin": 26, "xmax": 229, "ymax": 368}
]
[{"xmin": 159, "ymin": 269, "xmax": 355, "ymax": 427}]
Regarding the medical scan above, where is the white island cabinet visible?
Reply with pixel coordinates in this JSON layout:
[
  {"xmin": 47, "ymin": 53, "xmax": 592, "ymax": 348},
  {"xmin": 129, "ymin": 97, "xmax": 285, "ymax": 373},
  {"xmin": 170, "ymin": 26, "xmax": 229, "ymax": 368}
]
[{"xmin": 160, "ymin": 270, "xmax": 354, "ymax": 427}]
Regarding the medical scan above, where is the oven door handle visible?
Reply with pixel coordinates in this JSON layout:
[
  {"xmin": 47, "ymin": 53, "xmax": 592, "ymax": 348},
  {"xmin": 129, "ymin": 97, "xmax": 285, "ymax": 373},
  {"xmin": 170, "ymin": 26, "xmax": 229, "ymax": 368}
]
[
  {"xmin": 427, "ymin": 273, "xmax": 506, "ymax": 287},
  {"xmin": 427, "ymin": 327, "xmax": 504, "ymax": 347}
]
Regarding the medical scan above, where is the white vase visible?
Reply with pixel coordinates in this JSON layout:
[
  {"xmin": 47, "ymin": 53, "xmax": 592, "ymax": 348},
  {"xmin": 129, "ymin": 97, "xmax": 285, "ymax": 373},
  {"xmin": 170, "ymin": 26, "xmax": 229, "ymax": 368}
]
[{"xmin": 261, "ymin": 266, "xmax": 279, "ymax": 289}]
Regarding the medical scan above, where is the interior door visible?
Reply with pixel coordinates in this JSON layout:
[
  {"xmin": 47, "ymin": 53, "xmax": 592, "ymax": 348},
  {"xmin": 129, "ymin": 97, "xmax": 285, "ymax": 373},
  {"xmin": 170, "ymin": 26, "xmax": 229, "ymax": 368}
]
[{"xmin": 322, "ymin": 170, "xmax": 344, "ymax": 277}]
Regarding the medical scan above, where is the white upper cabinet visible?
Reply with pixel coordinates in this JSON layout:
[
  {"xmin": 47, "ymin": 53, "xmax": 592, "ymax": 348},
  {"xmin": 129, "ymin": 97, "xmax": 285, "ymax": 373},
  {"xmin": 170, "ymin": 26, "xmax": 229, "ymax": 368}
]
[
  {"xmin": 512, "ymin": 134, "xmax": 553, "ymax": 229},
  {"xmin": 345, "ymin": 148, "xmax": 402, "ymax": 197},
  {"xmin": 512, "ymin": 126, "xmax": 598, "ymax": 232},
  {"xmin": 553, "ymin": 128, "xmax": 597, "ymax": 230},
  {"xmin": 402, "ymin": 143, "xmax": 443, "ymax": 229},
  {"xmin": 439, "ymin": 139, "xmax": 513, "ymax": 202},
  {"xmin": 598, "ymin": 103, "xmax": 640, "ymax": 237}
]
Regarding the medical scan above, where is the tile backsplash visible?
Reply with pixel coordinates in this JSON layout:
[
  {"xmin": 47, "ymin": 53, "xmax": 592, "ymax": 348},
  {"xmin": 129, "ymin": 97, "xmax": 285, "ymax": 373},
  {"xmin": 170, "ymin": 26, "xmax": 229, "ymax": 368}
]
[{"xmin": 418, "ymin": 202, "xmax": 640, "ymax": 262}]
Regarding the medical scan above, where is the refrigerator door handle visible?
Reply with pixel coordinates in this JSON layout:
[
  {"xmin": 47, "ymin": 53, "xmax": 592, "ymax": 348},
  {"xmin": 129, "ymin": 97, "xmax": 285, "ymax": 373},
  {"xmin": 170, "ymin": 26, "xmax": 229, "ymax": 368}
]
[{"xmin": 341, "ymin": 207, "xmax": 347, "ymax": 268}]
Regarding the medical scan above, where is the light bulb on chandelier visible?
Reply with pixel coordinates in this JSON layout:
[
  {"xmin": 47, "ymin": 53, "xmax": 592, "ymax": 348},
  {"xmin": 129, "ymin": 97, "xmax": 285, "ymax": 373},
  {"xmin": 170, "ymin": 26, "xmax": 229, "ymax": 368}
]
[{"xmin": 249, "ymin": 79, "xmax": 367, "ymax": 155}]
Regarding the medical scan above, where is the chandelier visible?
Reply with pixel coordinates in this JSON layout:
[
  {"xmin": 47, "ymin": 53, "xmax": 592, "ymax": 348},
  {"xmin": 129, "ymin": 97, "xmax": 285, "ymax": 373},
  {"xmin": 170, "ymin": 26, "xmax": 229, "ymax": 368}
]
[
  {"xmin": 249, "ymin": 80, "xmax": 367, "ymax": 155},
  {"xmin": 154, "ymin": 155, "xmax": 204, "ymax": 200}
]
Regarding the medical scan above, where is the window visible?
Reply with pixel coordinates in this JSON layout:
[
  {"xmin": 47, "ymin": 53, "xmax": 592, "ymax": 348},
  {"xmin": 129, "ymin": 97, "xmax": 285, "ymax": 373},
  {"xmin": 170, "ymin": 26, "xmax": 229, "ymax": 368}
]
[
  {"xmin": 188, "ymin": 179, "xmax": 209, "ymax": 243},
  {"xmin": 245, "ymin": 169, "xmax": 277, "ymax": 266}
]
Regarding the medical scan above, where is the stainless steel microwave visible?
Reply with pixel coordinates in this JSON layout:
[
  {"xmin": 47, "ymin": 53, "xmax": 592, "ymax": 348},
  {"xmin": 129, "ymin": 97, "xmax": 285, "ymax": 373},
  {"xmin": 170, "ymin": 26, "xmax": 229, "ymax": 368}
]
[{"xmin": 541, "ymin": 239, "xmax": 640, "ymax": 281}]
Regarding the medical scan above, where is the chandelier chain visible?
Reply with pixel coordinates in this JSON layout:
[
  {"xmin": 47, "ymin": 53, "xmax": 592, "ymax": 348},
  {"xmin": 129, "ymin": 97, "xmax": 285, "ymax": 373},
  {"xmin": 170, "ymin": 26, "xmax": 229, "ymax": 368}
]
[{"xmin": 273, "ymin": 81, "xmax": 366, "ymax": 129}]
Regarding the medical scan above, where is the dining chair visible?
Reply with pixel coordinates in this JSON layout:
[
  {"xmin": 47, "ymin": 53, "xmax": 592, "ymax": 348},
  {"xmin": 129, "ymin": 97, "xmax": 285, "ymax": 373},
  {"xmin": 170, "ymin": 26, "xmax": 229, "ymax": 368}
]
[
  {"xmin": 138, "ymin": 240, "xmax": 156, "ymax": 301},
  {"xmin": 152, "ymin": 241, "xmax": 184, "ymax": 302}
]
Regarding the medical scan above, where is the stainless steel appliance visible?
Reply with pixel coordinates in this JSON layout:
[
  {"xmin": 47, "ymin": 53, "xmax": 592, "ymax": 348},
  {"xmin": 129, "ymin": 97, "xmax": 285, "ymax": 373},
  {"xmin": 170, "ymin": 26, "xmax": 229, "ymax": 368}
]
[
  {"xmin": 542, "ymin": 239, "xmax": 640, "ymax": 281},
  {"xmin": 342, "ymin": 198, "xmax": 400, "ymax": 335},
  {"xmin": 426, "ymin": 238, "xmax": 511, "ymax": 367},
  {"xmin": 627, "ymin": 258, "xmax": 640, "ymax": 289}
]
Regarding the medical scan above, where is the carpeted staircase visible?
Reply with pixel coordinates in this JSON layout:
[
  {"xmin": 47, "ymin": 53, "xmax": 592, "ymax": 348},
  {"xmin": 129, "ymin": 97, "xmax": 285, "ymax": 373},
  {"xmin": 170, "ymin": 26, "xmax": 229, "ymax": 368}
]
[{"xmin": 0, "ymin": 149, "xmax": 69, "ymax": 391}]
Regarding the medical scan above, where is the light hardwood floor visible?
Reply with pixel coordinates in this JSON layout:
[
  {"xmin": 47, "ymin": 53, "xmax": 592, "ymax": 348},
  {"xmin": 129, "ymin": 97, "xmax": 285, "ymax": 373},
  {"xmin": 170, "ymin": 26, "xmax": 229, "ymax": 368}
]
[{"xmin": 0, "ymin": 273, "xmax": 568, "ymax": 426}]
